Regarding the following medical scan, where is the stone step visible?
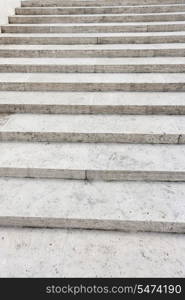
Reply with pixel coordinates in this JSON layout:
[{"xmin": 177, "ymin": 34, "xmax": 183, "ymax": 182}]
[
  {"xmin": 4, "ymin": 21, "xmax": 185, "ymax": 33},
  {"xmin": 0, "ymin": 113, "xmax": 185, "ymax": 144},
  {"xmin": 15, "ymin": 5, "xmax": 185, "ymax": 15},
  {"xmin": 0, "ymin": 57, "xmax": 185, "ymax": 73},
  {"xmin": 2, "ymin": 32, "xmax": 185, "ymax": 45},
  {"xmin": 0, "ymin": 91, "xmax": 185, "ymax": 115},
  {"xmin": 0, "ymin": 178, "xmax": 185, "ymax": 233},
  {"xmin": 1, "ymin": 226, "xmax": 185, "ymax": 277},
  {"xmin": 0, "ymin": 73, "xmax": 184, "ymax": 92},
  {"xmin": 21, "ymin": 0, "xmax": 185, "ymax": 8},
  {"xmin": 0, "ymin": 43, "xmax": 184, "ymax": 57},
  {"xmin": 9, "ymin": 12, "xmax": 185, "ymax": 24},
  {"xmin": 0, "ymin": 142, "xmax": 185, "ymax": 181}
]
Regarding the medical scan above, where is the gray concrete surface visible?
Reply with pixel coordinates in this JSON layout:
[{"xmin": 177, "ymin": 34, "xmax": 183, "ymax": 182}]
[
  {"xmin": 0, "ymin": 0, "xmax": 185, "ymax": 278},
  {"xmin": 0, "ymin": 73, "xmax": 185, "ymax": 92},
  {"xmin": 9, "ymin": 12, "xmax": 185, "ymax": 24},
  {"xmin": 0, "ymin": 142, "xmax": 185, "ymax": 181},
  {"xmin": 15, "ymin": 5, "xmax": 185, "ymax": 15},
  {"xmin": 21, "ymin": 0, "xmax": 185, "ymax": 8},
  {"xmin": 0, "ymin": 227, "xmax": 185, "ymax": 277},
  {"xmin": 1, "ymin": 57, "xmax": 185, "ymax": 73},
  {"xmin": 1, "ymin": 91, "xmax": 185, "ymax": 115},
  {"xmin": 0, "ymin": 178, "xmax": 185, "ymax": 233},
  {"xmin": 1, "ymin": 113, "xmax": 185, "ymax": 143},
  {"xmin": 0, "ymin": 43, "xmax": 185, "ymax": 57}
]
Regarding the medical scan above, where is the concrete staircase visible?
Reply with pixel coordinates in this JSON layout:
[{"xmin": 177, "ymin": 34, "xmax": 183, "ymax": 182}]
[{"xmin": 0, "ymin": 0, "xmax": 185, "ymax": 276}]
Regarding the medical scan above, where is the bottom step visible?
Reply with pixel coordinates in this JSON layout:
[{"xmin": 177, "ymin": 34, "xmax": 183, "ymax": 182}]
[
  {"xmin": 0, "ymin": 177, "xmax": 185, "ymax": 233},
  {"xmin": 1, "ymin": 227, "xmax": 185, "ymax": 277}
]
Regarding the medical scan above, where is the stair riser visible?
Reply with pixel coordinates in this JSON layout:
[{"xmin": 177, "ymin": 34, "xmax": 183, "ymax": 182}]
[
  {"xmin": 15, "ymin": 6, "xmax": 185, "ymax": 15},
  {"xmin": 0, "ymin": 83, "xmax": 184, "ymax": 92},
  {"xmin": 0, "ymin": 49, "xmax": 184, "ymax": 57},
  {"xmin": 21, "ymin": 0, "xmax": 185, "ymax": 8},
  {"xmin": 9, "ymin": 14, "xmax": 185, "ymax": 23},
  {"xmin": 1, "ymin": 104, "xmax": 185, "ymax": 115},
  {"xmin": 1, "ymin": 36, "xmax": 185, "ymax": 45},
  {"xmin": 0, "ymin": 132, "xmax": 183, "ymax": 144},
  {"xmin": 0, "ymin": 216, "xmax": 184, "ymax": 234},
  {"xmin": 0, "ymin": 167, "xmax": 185, "ymax": 182},
  {"xmin": 3, "ymin": 24, "xmax": 185, "ymax": 33},
  {"xmin": 0, "ymin": 64, "xmax": 185, "ymax": 73}
]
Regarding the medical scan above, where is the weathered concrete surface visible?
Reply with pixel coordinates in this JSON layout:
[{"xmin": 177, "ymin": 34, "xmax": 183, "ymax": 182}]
[
  {"xmin": 0, "ymin": 0, "xmax": 185, "ymax": 278},
  {"xmin": 2, "ymin": 32, "xmax": 185, "ymax": 45},
  {"xmin": 0, "ymin": 43, "xmax": 185, "ymax": 57},
  {"xmin": 1, "ymin": 57, "xmax": 185, "ymax": 73},
  {"xmin": 1, "ymin": 113, "xmax": 185, "ymax": 144},
  {"xmin": 15, "ymin": 5, "xmax": 185, "ymax": 15},
  {"xmin": 0, "ymin": 178, "xmax": 185, "ymax": 233},
  {"xmin": 0, "ymin": 73, "xmax": 185, "ymax": 92},
  {"xmin": 1, "ymin": 91, "xmax": 185, "ymax": 115},
  {"xmin": 0, "ymin": 227, "xmax": 185, "ymax": 277},
  {"xmin": 4, "ymin": 22, "xmax": 185, "ymax": 34},
  {"xmin": 0, "ymin": 142, "xmax": 185, "ymax": 181},
  {"xmin": 9, "ymin": 13, "xmax": 185, "ymax": 24},
  {"xmin": 21, "ymin": 0, "xmax": 185, "ymax": 7}
]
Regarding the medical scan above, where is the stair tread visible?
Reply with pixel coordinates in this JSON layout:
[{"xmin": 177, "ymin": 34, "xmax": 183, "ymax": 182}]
[
  {"xmin": 0, "ymin": 178, "xmax": 184, "ymax": 232},
  {"xmin": 10, "ymin": 12, "xmax": 185, "ymax": 17},
  {"xmin": 1, "ymin": 113, "xmax": 185, "ymax": 135},
  {"xmin": 10, "ymin": 12, "xmax": 185, "ymax": 24},
  {"xmin": 0, "ymin": 43, "xmax": 184, "ymax": 49},
  {"xmin": 0, "ymin": 92, "xmax": 184, "ymax": 115},
  {"xmin": 0, "ymin": 91, "xmax": 185, "ymax": 106},
  {"xmin": 3, "ymin": 31, "xmax": 185, "ymax": 36},
  {"xmin": 0, "ymin": 73, "xmax": 184, "ymax": 82},
  {"xmin": 1, "ymin": 226, "xmax": 185, "ymax": 277},
  {"xmin": 5, "ymin": 20, "xmax": 185, "ymax": 26},
  {"xmin": 21, "ymin": 0, "xmax": 185, "ymax": 7},
  {"xmin": 15, "ymin": 5, "xmax": 185, "ymax": 15},
  {"xmin": 0, "ymin": 141, "xmax": 184, "ymax": 171},
  {"xmin": 0, "ymin": 57, "xmax": 185, "ymax": 64},
  {"xmin": 16, "ymin": 4, "xmax": 185, "ymax": 9}
]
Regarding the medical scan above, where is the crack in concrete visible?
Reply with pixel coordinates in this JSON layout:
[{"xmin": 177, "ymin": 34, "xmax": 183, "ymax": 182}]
[
  {"xmin": 178, "ymin": 134, "xmax": 182, "ymax": 144},
  {"xmin": 85, "ymin": 170, "xmax": 88, "ymax": 181}
]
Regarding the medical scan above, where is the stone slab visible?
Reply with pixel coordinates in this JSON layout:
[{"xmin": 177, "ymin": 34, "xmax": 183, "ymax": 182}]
[
  {"xmin": 0, "ymin": 178, "xmax": 185, "ymax": 233},
  {"xmin": 0, "ymin": 57, "xmax": 185, "ymax": 73},
  {"xmin": 0, "ymin": 73, "xmax": 185, "ymax": 92},
  {"xmin": 0, "ymin": 113, "xmax": 185, "ymax": 143},
  {"xmin": 0, "ymin": 226, "xmax": 185, "ymax": 277},
  {"xmin": 2, "ymin": 31, "xmax": 185, "ymax": 44},
  {"xmin": 9, "ymin": 12, "xmax": 185, "ymax": 23},
  {"xmin": 0, "ymin": 142, "xmax": 185, "ymax": 181},
  {"xmin": 0, "ymin": 43, "xmax": 185, "ymax": 57},
  {"xmin": 15, "ymin": 5, "xmax": 185, "ymax": 15},
  {"xmin": 0, "ymin": 91, "xmax": 185, "ymax": 115},
  {"xmin": 21, "ymin": 0, "xmax": 185, "ymax": 8}
]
